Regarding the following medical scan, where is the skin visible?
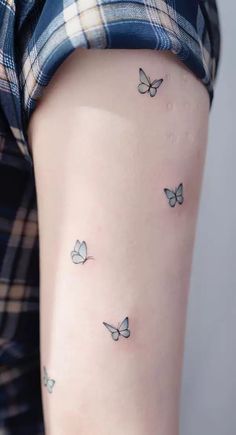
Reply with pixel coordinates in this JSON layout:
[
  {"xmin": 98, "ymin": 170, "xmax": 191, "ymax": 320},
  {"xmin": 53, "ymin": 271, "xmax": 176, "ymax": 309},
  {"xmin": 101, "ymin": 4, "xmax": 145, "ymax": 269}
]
[{"xmin": 27, "ymin": 48, "xmax": 209, "ymax": 435}]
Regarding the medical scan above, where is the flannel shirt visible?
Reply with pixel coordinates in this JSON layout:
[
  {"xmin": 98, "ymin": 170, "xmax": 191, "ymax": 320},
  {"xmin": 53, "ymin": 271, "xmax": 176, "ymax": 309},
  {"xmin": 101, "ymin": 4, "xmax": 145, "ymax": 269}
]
[{"xmin": 0, "ymin": 1, "xmax": 220, "ymax": 433}]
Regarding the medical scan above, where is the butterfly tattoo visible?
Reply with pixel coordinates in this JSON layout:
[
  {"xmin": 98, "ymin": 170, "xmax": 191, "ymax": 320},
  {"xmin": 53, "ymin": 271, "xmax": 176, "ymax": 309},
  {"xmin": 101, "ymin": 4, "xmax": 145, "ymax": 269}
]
[
  {"xmin": 164, "ymin": 183, "xmax": 184, "ymax": 207},
  {"xmin": 71, "ymin": 240, "xmax": 93, "ymax": 265},
  {"xmin": 43, "ymin": 366, "xmax": 55, "ymax": 394},
  {"xmin": 103, "ymin": 316, "xmax": 130, "ymax": 341},
  {"xmin": 138, "ymin": 68, "xmax": 163, "ymax": 97}
]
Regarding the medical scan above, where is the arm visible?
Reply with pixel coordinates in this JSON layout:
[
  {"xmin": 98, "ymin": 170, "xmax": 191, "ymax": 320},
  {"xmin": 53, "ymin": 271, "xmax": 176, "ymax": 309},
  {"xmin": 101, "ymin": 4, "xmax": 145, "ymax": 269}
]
[{"xmin": 28, "ymin": 48, "xmax": 209, "ymax": 435}]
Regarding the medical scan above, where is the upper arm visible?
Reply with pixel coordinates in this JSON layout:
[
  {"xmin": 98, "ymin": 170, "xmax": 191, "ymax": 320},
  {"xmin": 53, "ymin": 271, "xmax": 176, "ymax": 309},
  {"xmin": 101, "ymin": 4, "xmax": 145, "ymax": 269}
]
[{"xmin": 28, "ymin": 48, "xmax": 209, "ymax": 435}]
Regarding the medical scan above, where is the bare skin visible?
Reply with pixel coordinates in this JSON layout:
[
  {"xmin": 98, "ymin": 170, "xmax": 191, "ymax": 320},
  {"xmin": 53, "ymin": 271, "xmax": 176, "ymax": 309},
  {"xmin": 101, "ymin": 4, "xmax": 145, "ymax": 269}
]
[{"xmin": 27, "ymin": 48, "xmax": 209, "ymax": 435}]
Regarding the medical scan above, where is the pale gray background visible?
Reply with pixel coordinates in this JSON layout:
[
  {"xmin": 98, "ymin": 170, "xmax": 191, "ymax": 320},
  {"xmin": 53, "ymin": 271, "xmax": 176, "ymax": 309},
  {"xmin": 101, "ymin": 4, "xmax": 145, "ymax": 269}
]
[{"xmin": 180, "ymin": 2, "xmax": 236, "ymax": 435}]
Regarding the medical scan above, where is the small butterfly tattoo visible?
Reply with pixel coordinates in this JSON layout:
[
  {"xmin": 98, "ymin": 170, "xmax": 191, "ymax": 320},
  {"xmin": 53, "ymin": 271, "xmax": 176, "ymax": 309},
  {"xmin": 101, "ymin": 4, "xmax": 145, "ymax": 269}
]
[
  {"xmin": 43, "ymin": 366, "xmax": 55, "ymax": 394},
  {"xmin": 71, "ymin": 240, "xmax": 94, "ymax": 265},
  {"xmin": 103, "ymin": 316, "xmax": 130, "ymax": 341},
  {"xmin": 164, "ymin": 183, "xmax": 184, "ymax": 207},
  {"xmin": 138, "ymin": 68, "xmax": 163, "ymax": 97}
]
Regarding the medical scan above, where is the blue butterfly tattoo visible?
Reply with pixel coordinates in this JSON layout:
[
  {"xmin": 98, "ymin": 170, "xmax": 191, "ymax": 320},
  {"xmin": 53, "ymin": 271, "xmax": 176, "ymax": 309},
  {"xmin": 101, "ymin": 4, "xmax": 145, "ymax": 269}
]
[
  {"xmin": 43, "ymin": 366, "xmax": 55, "ymax": 394},
  {"xmin": 138, "ymin": 68, "xmax": 163, "ymax": 97},
  {"xmin": 103, "ymin": 317, "xmax": 130, "ymax": 341},
  {"xmin": 164, "ymin": 183, "xmax": 184, "ymax": 207},
  {"xmin": 71, "ymin": 240, "xmax": 93, "ymax": 265}
]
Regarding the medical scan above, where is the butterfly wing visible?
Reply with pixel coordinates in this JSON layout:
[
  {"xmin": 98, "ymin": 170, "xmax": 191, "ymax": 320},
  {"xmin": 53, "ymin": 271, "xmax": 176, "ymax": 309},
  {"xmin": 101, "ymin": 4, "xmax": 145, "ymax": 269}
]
[
  {"xmin": 103, "ymin": 322, "xmax": 117, "ymax": 333},
  {"xmin": 149, "ymin": 79, "xmax": 163, "ymax": 97},
  {"xmin": 78, "ymin": 241, "xmax": 87, "ymax": 260},
  {"xmin": 71, "ymin": 252, "xmax": 85, "ymax": 264},
  {"xmin": 120, "ymin": 329, "xmax": 130, "ymax": 338},
  {"xmin": 138, "ymin": 83, "xmax": 150, "ymax": 94},
  {"xmin": 118, "ymin": 317, "xmax": 130, "ymax": 338},
  {"xmin": 111, "ymin": 331, "xmax": 120, "ymax": 341},
  {"xmin": 138, "ymin": 68, "xmax": 151, "ymax": 94},
  {"xmin": 119, "ymin": 317, "xmax": 129, "ymax": 331},
  {"xmin": 139, "ymin": 68, "xmax": 150, "ymax": 86},
  {"xmin": 151, "ymin": 79, "xmax": 163, "ymax": 89},
  {"xmin": 74, "ymin": 240, "xmax": 81, "ymax": 252},
  {"xmin": 169, "ymin": 196, "xmax": 177, "ymax": 207},
  {"xmin": 103, "ymin": 322, "xmax": 119, "ymax": 341},
  {"xmin": 47, "ymin": 379, "xmax": 55, "ymax": 394},
  {"xmin": 164, "ymin": 188, "xmax": 177, "ymax": 207},
  {"xmin": 176, "ymin": 195, "xmax": 184, "ymax": 205},
  {"xmin": 175, "ymin": 183, "xmax": 184, "ymax": 204},
  {"xmin": 149, "ymin": 86, "xmax": 157, "ymax": 97}
]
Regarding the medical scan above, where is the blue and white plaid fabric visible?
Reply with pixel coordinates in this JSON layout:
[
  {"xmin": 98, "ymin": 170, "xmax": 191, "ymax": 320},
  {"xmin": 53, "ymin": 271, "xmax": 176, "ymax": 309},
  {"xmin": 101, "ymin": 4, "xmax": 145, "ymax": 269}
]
[{"xmin": 0, "ymin": 1, "xmax": 220, "ymax": 433}]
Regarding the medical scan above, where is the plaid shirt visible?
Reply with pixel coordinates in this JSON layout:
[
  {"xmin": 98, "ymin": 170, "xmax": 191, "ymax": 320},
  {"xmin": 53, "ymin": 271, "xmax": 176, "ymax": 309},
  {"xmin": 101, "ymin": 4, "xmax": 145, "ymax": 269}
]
[{"xmin": 0, "ymin": 1, "xmax": 220, "ymax": 433}]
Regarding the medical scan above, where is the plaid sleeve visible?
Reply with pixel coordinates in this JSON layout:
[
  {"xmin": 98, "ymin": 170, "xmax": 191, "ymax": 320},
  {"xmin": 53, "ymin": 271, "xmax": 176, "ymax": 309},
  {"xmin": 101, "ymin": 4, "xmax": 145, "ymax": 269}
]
[
  {"xmin": 0, "ymin": 0, "xmax": 220, "ymax": 168},
  {"xmin": 0, "ymin": 164, "xmax": 43, "ymax": 434}
]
